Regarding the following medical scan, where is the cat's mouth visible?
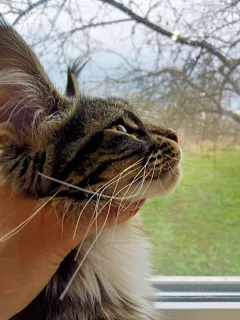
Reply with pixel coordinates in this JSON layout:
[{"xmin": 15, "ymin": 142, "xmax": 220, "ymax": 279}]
[
  {"xmin": 85, "ymin": 145, "xmax": 182, "ymax": 203},
  {"xmin": 124, "ymin": 149, "xmax": 182, "ymax": 200},
  {"xmin": 135, "ymin": 141, "xmax": 182, "ymax": 199}
]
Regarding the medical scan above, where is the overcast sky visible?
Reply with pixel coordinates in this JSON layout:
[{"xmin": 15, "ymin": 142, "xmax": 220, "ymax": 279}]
[
  {"xmin": 2, "ymin": 0, "xmax": 238, "ymax": 103},
  {"xmin": 2, "ymin": 0, "xmax": 197, "ymax": 94}
]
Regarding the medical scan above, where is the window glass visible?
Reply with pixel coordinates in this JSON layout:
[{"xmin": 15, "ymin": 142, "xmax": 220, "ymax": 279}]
[{"xmin": 2, "ymin": 0, "xmax": 240, "ymax": 276}]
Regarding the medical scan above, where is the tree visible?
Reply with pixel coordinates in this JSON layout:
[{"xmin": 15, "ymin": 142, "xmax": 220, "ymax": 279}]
[{"xmin": 1, "ymin": 0, "xmax": 240, "ymax": 125}]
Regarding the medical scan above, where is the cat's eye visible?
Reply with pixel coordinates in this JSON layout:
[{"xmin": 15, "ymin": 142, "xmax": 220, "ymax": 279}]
[{"xmin": 115, "ymin": 124, "xmax": 127, "ymax": 134}]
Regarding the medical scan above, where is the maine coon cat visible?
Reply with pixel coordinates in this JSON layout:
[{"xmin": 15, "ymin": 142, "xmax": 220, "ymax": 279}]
[{"xmin": 0, "ymin": 15, "xmax": 181, "ymax": 320}]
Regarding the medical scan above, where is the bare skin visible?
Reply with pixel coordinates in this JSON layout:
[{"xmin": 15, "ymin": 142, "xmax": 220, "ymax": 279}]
[{"xmin": 0, "ymin": 185, "xmax": 144, "ymax": 319}]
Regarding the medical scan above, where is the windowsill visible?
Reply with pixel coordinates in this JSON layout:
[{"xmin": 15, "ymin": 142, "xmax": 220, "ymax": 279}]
[{"xmin": 150, "ymin": 276, "xmax": 240, "ymax": 309}]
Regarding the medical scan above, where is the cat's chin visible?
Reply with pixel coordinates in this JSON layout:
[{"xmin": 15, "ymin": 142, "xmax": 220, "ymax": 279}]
[{"xmin": 129, "ymin": 164, "xmax": 182, "ymax": 200}]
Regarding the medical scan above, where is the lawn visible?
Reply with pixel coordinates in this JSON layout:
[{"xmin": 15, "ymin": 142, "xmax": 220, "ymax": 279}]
[{"xmin": 141, "ymin": 148, "xmax": 240, "ymax": 276}]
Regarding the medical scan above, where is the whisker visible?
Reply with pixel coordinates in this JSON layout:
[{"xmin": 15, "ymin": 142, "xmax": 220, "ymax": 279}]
[
  {"xmin": 163, "ymin": 153, "xmax": 180, "ymax": 162},
  {"xmin": 0, "ymin": 176, "xmax": 8, "ymax": 186},
  {"xmin": 73, "ymin": 163, "xmax": 152, "ymax": 266},
  {"xmin": 38, "ymin": 157, "xmax": 144, "ymax": 201},
  {"xmin": 72, "ymin": 158, "xmax": 144, "ymax": 240},
  {"xmin": 133, "ymin": 157, "xmax": 158, "ymax": 209},
  {"xmin": 0, "ymin": 191, "xmax": 59, "ymax": 242},
  {"xmin": 119, "ymin": 153, "xmax": 153, "ymax": 211},
  {"xmin": 109, "ymin": 169, "xmax": 150, "ymax": 244},
  {"xmin": 120, "ymin": 166, "xmax": 152, "ymax": 212},
  {"xmin": 72, "ymin": 158, "xmax": 143, "ymax": 291},
  {"xmin": 155, "ymin": 158, "xmax": 164, "ymax": 188},
  {"xmin": 72, "ymin": 158, "xmax": 146, "ymax": 263},
  {"xmin": 121, "ymin": 154, "xmax": 154, "ymax": 211},
  {"xmin": 85, "ymin": 167, "xmax": 125, "ymax": 267},
  {"xmin": 73, "ymin": 163, "xmax": 147, "ymax": 259},
  {"xmin": 110, "ymin": 154, "xmax": 153, "ymax": 243},
  {"xmin": 60, "ymin": 196, "xmax": 114, "ymax": 301},
  {"xmin": 168, "ymin": 163, "xmax": 181, "ymax": 178}
]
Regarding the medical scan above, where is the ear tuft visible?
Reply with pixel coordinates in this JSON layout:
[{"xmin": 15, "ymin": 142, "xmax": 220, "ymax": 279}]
[{"xmin": 66, "ymin": 58, "xmax": 89, "ymax": 96}]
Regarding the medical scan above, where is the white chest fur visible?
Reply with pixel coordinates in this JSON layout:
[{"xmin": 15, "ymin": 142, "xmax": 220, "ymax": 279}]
[{"xmin": 72, "ymin": 216, "xmax": 155, "ymax": 318}]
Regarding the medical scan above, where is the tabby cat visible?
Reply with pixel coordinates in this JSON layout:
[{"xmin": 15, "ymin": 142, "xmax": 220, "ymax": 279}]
[{"xmin": 0, "ymin": 16, "xmax": 181, "ymax": 320}]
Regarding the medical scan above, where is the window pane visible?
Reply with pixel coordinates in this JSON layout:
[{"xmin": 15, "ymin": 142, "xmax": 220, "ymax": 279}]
[{"xmin": 2, "ymin": 0, "xmax": 240, "ymax": 278}]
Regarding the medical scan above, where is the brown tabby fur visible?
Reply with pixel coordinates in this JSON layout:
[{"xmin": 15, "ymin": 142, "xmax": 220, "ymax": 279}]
[{"xmin": 0, "ymin": 15, "xmax": 181, "ymax": 320}]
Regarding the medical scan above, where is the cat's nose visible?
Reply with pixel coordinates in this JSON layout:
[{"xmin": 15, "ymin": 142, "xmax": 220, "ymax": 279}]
[{"xmin": 166, "ymin": 129, "xmax": 178, "ymax": 143}]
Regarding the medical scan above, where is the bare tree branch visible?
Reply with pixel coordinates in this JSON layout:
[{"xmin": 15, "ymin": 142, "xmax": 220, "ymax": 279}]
[
  {"xmin": 31, "ymin": 18, "xmax": 132, "ymax": 46},
  {"xmin": 12, "ymin": 0, "xmax": 49, "ymax": 26},
  {"xmin": 2, "ymin": 0, "xmax": 240, "ymax": 130},
  {"xmin": 99, "ymin": 0, "xmax": 239, "ymax": 68}
]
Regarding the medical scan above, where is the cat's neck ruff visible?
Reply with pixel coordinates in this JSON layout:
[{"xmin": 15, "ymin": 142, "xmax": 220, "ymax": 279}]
[{"xmin": 71, "ymin": 216, "xmax": 155, "ymax": 319}]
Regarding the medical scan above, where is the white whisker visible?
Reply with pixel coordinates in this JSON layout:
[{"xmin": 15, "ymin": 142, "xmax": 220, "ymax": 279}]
[
  {"xmin": 163, "ymin": 153, "xmax": 180, "ymax": 162},
  {"xmin": 72, "ymin": 158, "xmax": 144, "ymax": 241},
  {"xmin": 118, "ymin": 154, "xmax": 153, "ymax": 211},
  {"xmin": 60, "ymin": 195, "xmax": 114, "ymax": 301},
  {"xmin": 133, "ymin": 157, "xmax": 158, "ymax": 209},
  {"xmin": 38, "ymin": 158, "xmax": 144, "ymax": 201},
  {"xmin": 0, "ymin": 191, "xmax": 59, "ymax": 242},
  {"xmin": 168, "ymin": 163, "xmax": 181, "ymax": 178},
  {"xmin": 110, "ymin": 154, "xmax": 153, "ymax": 243}
]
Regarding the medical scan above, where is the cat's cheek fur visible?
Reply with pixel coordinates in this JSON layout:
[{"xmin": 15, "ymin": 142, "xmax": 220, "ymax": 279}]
[{"xmin": 64, "ymin": 216, "xmax": 156, "ymax": 319}]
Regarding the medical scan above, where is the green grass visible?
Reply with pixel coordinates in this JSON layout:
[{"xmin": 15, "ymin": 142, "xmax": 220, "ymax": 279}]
[{"xmin": 141, "ymin": 148, "xmax": 240, "ymax": 276}]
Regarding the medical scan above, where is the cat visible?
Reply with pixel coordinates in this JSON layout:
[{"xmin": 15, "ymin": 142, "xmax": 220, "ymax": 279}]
[{"xmin": 0, "ymin": 15, "xmax": 181, "ymax": 320}]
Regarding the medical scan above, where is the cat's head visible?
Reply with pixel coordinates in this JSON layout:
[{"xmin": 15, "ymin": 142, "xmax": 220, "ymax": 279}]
[{"xmin": 0, "ymin": 16, "xmax": 181, "ymax": 207}]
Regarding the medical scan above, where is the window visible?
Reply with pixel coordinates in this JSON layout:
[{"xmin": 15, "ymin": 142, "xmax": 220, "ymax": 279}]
[{"xmin": 2, "ymin": 0, "xmax": 240, "ymax": 315}]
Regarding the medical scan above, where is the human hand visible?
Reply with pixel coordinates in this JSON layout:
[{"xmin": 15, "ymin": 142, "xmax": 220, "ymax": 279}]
[{"xmin": 0, "ymin": 185, "xmax": 144, "ymax": 319}]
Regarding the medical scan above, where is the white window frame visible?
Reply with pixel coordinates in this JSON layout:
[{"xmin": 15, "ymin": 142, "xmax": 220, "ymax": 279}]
[{"xmin": 151, "ymin": 276, "xmax": 240, "ymax": 310}]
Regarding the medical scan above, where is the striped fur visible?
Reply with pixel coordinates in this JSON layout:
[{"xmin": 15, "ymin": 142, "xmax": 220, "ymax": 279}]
[{"xmin": 0, "ymin": 15, "xmax": 181, "ymax": 320}]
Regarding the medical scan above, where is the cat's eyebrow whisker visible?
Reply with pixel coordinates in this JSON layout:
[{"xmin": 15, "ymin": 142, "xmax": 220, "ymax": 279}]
[{"xmin": 0, "ymin": 191, "xmax": 59, "ymax": 242}]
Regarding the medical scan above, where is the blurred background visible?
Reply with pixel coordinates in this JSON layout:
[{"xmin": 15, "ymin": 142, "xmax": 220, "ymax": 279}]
[{"xmin": 1, "ymin": 0, "xmax": 240, "ymax": 276}]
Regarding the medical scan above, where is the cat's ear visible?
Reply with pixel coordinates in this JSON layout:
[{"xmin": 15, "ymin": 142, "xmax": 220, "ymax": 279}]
[
  {"xmin": 66, "ymin": 59, "xmax": 88, "ymax": 96},
  {"xmin": 0, "ymin": 15, "xmax": 63, "ymax": 145}
]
